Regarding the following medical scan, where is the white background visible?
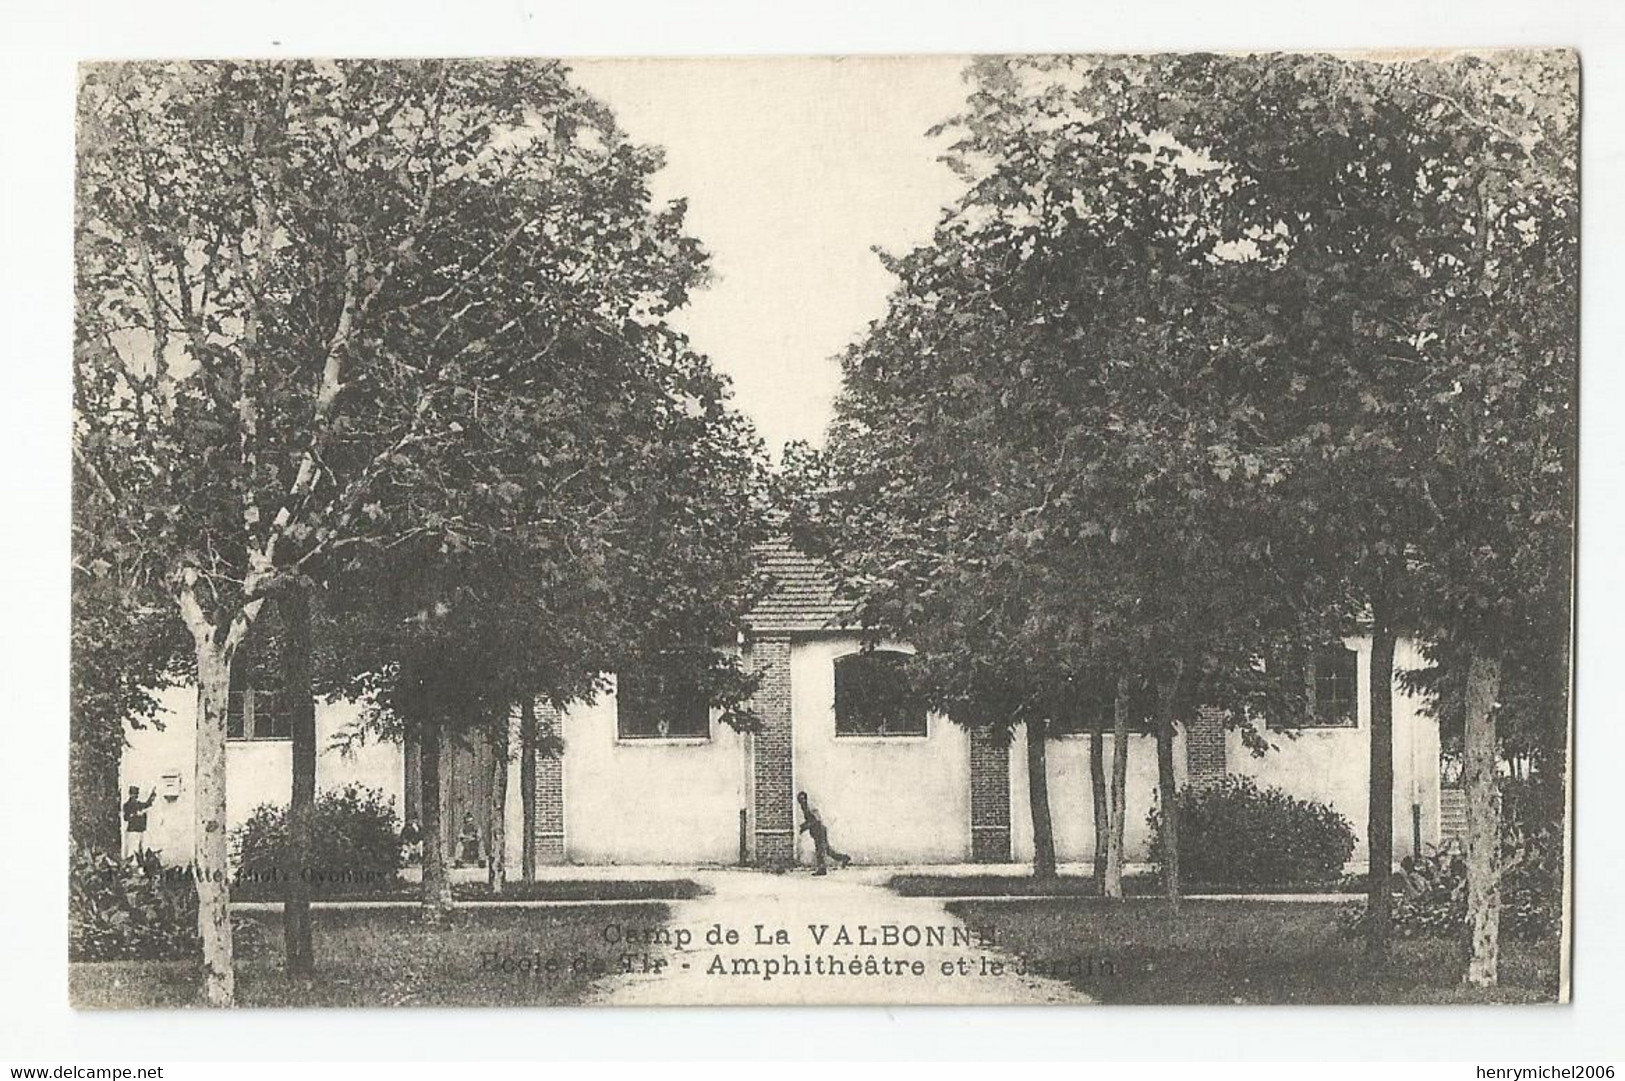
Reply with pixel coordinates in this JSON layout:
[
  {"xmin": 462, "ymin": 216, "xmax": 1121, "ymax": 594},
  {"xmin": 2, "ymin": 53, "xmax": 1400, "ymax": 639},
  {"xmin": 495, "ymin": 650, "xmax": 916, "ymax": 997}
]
[{"xmin": 3, "ymin": 0, "xmax": 1623, "ymax": 1062}]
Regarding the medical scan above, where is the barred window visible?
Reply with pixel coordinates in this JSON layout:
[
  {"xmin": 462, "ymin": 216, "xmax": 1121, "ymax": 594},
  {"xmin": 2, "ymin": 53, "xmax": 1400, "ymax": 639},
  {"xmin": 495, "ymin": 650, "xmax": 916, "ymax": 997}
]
[
  {"xmin": 227, "ymin": 686, "xmax": 291, "ymax": 740},
  {"xmin": 616, "ymin": 666, "xmax": 711, "ymax": 740},
  {"xmin": 834, "ymin": 651, "xmax": 927, "ymax": 737},
  {"xmin": 1298, "ymin": 646, "xmax": 1359, "ymax": 728},
  {"xmin": 1048, "ymin": 674, "xmax": 1155, "ymax": 736},
  {"xmin": 226, "ymin": 629, "xmax": 290, "ymax": 741}
]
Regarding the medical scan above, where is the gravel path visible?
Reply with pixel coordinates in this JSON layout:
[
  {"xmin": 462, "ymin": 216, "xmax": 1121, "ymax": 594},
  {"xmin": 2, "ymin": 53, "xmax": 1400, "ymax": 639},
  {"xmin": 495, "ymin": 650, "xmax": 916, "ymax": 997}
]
[{"xmin": 585, "ymin": 867, "xmax": 1092, "ymax": 1005}]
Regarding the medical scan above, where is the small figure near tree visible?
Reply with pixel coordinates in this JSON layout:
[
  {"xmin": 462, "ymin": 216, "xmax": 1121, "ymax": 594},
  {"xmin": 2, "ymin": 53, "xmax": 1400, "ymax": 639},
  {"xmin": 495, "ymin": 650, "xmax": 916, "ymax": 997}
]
[
  {"xmin": 121, "ymin": 786, "xmax": 157, "ymax": 856},
  {"xmin": 457, "ymin": 811, "xmax": 483, "ymax": 869},
  {"xmin": 797, "ymin": 791, "xmax": 852, "ymax": 875}
]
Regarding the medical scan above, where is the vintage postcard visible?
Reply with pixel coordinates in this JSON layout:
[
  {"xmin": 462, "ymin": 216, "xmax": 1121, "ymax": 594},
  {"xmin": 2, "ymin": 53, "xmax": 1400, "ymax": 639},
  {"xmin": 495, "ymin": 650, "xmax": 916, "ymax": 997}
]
[{"xmin": 69, "ymin": 51, "xmax": 1576, "ymax": 1008}]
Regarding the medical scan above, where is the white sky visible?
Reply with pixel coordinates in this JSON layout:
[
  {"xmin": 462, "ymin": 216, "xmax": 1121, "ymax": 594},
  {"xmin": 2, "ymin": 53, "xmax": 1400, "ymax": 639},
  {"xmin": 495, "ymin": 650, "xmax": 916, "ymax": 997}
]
[{"xmin": 570, "ymin": 57, "xmax": 972, "ymax": 457}]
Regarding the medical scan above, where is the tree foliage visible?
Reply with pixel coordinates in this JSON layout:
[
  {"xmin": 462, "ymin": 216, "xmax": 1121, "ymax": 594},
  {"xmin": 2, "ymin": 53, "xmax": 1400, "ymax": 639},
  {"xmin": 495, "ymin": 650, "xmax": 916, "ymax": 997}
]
[
  {"xmin": 786, "ymin": 51, "xmax": 1575, "ymax": 919},
  {"xmin": 74, "ymin": 58, "xmax": 767, "ymax": 999}
]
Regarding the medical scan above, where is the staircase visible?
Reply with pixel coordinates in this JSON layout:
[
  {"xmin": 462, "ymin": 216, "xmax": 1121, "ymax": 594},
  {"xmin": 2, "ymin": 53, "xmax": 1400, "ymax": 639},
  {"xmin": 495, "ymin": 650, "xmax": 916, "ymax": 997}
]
[{"xmin": 1439, "ymin": 786, "xmax": 1468, "ymax": 847}]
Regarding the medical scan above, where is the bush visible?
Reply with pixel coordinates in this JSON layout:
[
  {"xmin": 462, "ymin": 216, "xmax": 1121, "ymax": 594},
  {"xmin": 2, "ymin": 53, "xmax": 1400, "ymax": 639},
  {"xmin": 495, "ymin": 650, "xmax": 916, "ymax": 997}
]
[
  {"xmin": 70, "ymin": 846, "xmax": 200, "ymax": 961},
  {"xmin": 232, "ymin": 784, "xmax": 403, "ymax": 896},
  {"xmin": 1150, "ymin": 776, "xmax": 1357, "ymax": 887},
  {"xmin": 1337, "ymin": 852, "xmax": 1559, "ymax": 943},
  {"xmin": 1338, "ymin": 777, "xmax": 1564, "ymax": 943},
  {"xmin": 1500, "ymin": 775, "xmax": 1565, "ymax": 940}
]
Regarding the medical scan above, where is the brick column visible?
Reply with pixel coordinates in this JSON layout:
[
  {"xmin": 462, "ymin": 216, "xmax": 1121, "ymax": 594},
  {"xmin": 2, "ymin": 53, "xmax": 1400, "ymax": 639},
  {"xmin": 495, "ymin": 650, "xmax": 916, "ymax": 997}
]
[
  {"xmin": 750, "ymin": 635, "xmax": 796, "ymax": 869},
  {"xmin": 969, "ymin": 726, "xmax": 1012, "ymax": 862},
  {"xmin": 1185, "ymin": 706, "xmax": 1228, "ymax": 788},
  {"xmin": 533, "ymin": 702, "xmax": 567, "ymax": 864}
]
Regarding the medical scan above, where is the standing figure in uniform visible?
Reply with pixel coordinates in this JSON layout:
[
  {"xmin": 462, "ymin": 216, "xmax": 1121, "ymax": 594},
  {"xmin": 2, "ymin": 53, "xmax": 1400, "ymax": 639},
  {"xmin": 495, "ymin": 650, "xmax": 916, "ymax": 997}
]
[{"xmin": 121, "ymin": 786, "xmax": 156, "ymax": 857}]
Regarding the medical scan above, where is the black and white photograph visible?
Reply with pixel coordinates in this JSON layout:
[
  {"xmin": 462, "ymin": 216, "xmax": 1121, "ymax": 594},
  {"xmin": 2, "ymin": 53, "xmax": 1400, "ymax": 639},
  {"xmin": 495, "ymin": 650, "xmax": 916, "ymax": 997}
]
[{"xmin": 57, "ymin": 47, "xmax": 1583, "ymax": 1014}]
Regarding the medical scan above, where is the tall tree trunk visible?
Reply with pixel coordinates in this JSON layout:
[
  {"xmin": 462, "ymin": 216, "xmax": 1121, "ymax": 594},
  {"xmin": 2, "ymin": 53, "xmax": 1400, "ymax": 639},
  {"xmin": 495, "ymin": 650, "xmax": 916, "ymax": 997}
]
[
  {"xmin": 1089, "ymin": 728, "xmax": 1108, "ymax": 890},
  {"xmin": 519, "ymin": 697, "xmax": 537, "ymax": 883},
  {"xmin": 193, "ymin": 643, "xmax": 235, "ymax": 1006},
  {"xmin": 419, "ymin": 719, "xmax": 454, "ymax": 918},
  {"xmin": 1154, "ymin": 663, "xmax": 1184, "ymax": 907},
  {"xmin": 520, "ymin": 695, "xmax": 539, "ymax": 884},
  {"xmin": 1464, "ymin": 651, "xmax": 1504, "ymax": 988},
  {"xmin": 280, "ymin": 584, "xmax": 316, "ymax": 978},
  {"xmin": 176, "ymin": 576, "xmax": 262, "ymax": 1007},
  {"xmin": 1025, "ymin": 718, "xmax": 1057, "ymax": 880},
  {"xmin": 488, "ymin": 716, "xmax": 510, "ymax": 895},
  {"xmin": 1104, "ymin": 673, "xmax": 1132, "ymax": 899},
  {"xmin": 1366, "ymin": 617, "xmax": 1399, "ymax": 958}
]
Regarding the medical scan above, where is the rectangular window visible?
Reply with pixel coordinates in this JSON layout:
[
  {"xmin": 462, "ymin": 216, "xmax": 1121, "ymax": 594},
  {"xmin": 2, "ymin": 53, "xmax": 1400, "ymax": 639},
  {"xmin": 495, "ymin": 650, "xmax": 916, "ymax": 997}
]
[
  {"xmin": 834, "ymin": 651, "xmax": 928, "ymax": 737},
  {"xmin": 616, "ymin": 667, "xmax": 711, "ymax": 740},
  {"xmin": 225, "ymin": 623, "xmax": 290, "ymax": 740},
  {"xmin": 1048, "ymin": 674, "xmax": 1155, "ymax": 736},
  {"xmin": 227, "ymin": 687, "xmax": 291, "ymax": 740},
  {"xmin": 1285, "ymin": 646, "xmax": 1359, "ymax": 728}
]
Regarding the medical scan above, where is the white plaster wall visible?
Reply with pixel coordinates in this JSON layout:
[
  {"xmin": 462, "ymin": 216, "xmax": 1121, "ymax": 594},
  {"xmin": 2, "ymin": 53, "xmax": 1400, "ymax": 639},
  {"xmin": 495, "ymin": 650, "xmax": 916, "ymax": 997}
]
[
  {"xmin": 118, "ymin": 634, "xmax": 1442, "ymax": 873},
  {"xmin": 1009, "ymin": 728, "xmax": 1174, "ymax": 865},
  {"xmin": 561, "ymin": 678, "xmax": 750, "ymax": 864},
  {"xmin": 1228, "ymin": 636, "xmax": 1442, "ymax": 867},
  {"xmin": 789, "ymin": 636, "xmax": 973, "ymax": 863},
  {"xmin": 119, "ymin": 684, "xmax": 405, "ymax": 865}
]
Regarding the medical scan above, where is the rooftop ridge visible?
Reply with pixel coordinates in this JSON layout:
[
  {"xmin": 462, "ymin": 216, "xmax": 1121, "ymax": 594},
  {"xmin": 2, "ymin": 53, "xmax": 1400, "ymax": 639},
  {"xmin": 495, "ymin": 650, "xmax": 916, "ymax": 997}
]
[{"xmin": 745, "ymin": 536, "xmax": 855, "ymax": 633}]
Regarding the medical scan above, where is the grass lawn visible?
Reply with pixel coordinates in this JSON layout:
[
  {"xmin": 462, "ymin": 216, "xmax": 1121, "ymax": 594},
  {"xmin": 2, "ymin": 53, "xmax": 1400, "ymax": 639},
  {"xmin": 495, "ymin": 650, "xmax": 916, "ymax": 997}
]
[
  {"xmin": 230, "ymin": 878, "xmax": 702, "ymax": 903},
  {"xmin": 70, "ymin": 903, "xmax": 670, "ymax": 1008},
  {"xmin": 948, "ymin": 897, "xmax": 1562, "ymax": 1004},
  {"xmin": 890, "ymin": 874, "xmax": 1356, "ymax": 897}
]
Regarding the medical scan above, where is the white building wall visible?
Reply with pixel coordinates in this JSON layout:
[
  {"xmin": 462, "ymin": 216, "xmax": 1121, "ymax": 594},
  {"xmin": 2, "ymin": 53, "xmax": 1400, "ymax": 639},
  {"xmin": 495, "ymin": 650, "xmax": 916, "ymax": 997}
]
[
  {"xmin": 1009, "ymin": 729, "xmax": 1175, "ymax": 865},
  {"xmin": 1010, "ymin": 636, "xmax": 1441, "ymax": 870},
  {"xmin": 118, "ymin": 635, "xmax": 1442, "ymax": 872},
  {"xmin": 788, "ymin": 635, "xmax": 973, "ymax": 863},
  {"xmin": 1228, "ymin": 635, "xmax": 1442, "ymax": 864},
  {"xmin": 119, "ymin": 684, "xmax": 405, "ymax": 865},
  {"xmin": 560, "ymin": 677, "xmax": 750, "ymax": 864}
]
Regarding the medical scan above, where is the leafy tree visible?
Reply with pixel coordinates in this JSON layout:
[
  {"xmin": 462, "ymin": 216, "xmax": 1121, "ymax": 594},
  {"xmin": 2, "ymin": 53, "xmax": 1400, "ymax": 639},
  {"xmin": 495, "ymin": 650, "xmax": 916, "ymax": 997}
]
[
  {"xmin": 324, "ymin": 337, "xmax": 767, "ymax": 914},
  {"xmin": 1391, "ymin": 54, "xmax": 1577, "ymax": 985},
  {"xmin": 1118, "ymin": 50, "xmax": 1576, "ymax": 958},
  {"xmin": 1117, "ymin": 51, "xmax": 1476, "ymax": 953},
  {"xmin": 974, "ymin": 51, "xmax": 1576, "ymax": 951},
  {"xmin": 793, "ymin": 53, "xmax": 1573, "ymax": 936},
  {"xmin": 74, "ymin": 58, "xmax": 748, "ymax": 1001},
  {"xmin": 71, "ymin": 329, "xmax": 193, "ymax": 854},
  {"xmin": 786, "ymin": 57, "xmax": 1313, "ymax": 893},
  {"xmin": 68, "ymin": 575, "xmax": 186, "ymax": 854}
]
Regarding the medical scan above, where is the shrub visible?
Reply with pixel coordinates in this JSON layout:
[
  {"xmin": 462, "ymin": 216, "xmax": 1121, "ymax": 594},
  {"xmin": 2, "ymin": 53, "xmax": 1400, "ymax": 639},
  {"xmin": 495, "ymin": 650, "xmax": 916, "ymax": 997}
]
[
  {"xmin": 69, "ymin": 846, "xmax": 200, "ymax": 962},
  {"xmin": 1150, "ymin": 776, "xmax": 1357, "ymax": 887},
  {"xmin": 1336, "ymin": 855, "xmax": 1559, "ymax": 943},
  {"xmin": 1338, "ymin": 777, "xmax": 1564, "ymax": 943},
  {"xmin": 232, "ymin": 784, "xmax": 403, "ymax": 896},
  {"xmin": 1500, "ymin": 775, "xmax": 1565, "ymax": 940}
]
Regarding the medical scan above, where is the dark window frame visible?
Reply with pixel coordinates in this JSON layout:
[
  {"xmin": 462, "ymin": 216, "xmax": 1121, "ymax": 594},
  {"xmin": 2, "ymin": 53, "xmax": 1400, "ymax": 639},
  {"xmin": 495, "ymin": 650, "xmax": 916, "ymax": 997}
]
[
  {"xmin": 615, "ymin": 666, "xmax": 713, "ymax": 741},
  {"xmin": 226, "ymin": 686, "xmax": 292, "ymax": 741},
  {"xmin": 833, "ymin": 650, "xmax": 929, "ymax": 738},
  {"xmin": 1047, "ymin": 676, "xmax": 1156, "ymax": 737},
  {"xmin": 1273, "ymin": 645, "xmax": 1360, "ymax": 729},
  {"xmin": 225, "ymin": 635, "xmax": 291, "ymax": 741}
]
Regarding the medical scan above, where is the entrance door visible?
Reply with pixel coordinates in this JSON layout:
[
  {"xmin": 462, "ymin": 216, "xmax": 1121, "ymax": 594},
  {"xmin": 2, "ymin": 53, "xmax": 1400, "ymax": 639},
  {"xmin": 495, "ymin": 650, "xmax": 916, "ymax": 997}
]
[{"xmin": 402, "ymin": 730, "xmax": 497, "ymax": 868}]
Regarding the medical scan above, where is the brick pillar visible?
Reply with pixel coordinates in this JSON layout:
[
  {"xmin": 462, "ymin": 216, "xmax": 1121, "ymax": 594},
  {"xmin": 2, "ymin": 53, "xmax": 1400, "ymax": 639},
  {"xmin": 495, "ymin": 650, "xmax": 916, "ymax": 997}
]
[
  {"xmin": 1185, "ymin": 706, "xmax": 1228, "ymax": 788},
  {"xmin": 750, "ymin": 635, "xmax": 796, "ymax": 869},
  {"xmin": 533, "ymin": 702, "xmax": 567, "ymax": 864},
  {"xmin": 969, "ymin": 726, "xmax": 1012, "ymax": 862}
]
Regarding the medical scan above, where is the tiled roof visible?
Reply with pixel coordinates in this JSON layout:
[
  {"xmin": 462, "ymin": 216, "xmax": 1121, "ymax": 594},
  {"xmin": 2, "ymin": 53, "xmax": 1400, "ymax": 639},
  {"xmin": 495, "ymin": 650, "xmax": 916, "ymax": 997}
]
[{"xmin": 745, "ymin": 538, "xmax": 855, "ymax": 634}]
